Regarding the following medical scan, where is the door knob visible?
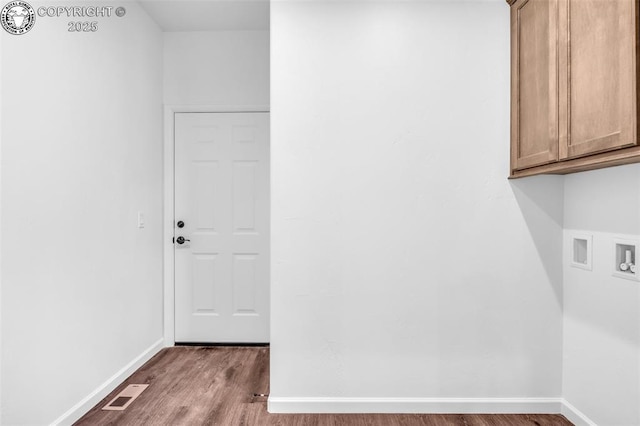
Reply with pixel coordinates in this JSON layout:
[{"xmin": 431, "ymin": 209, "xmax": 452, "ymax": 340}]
[{"xmin": 176, "ymin": 236, "xmax": 190, "ymax": 245}]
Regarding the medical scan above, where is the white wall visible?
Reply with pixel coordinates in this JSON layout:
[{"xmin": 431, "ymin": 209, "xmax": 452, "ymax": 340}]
[
  {"xmin": 164, "ymin": 31, "xmax": 269, "ymax": 106},
  {"xmin": 562, "ymin": 164, "xmax": 640, "ymax": 426},
  {"xmin": 3, "ymin": 1, "xmax": 635, "ymax": 422},
  {"xmin": 270, "ymin": 1, "xmax": 564, "ymax": 411},
  {"xmin": 0, "ymin": 25, "xmax": 4, "ymax": 425},
  {"xmin": 0, "ymin": 2, "xmax": 164, "ymax": 424}
]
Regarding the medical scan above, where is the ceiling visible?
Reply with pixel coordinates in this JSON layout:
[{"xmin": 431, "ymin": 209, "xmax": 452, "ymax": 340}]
[{"xmin": 139, "ymin": 0, "xmax": 270, "ymax": 32}]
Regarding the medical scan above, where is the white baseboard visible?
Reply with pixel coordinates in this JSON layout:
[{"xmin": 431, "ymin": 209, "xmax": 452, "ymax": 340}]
[
  {"xmin": 267, "ymin": 397, "xmax": 563, "ymax": 414},
  {"xmin": 561, "ymin": 399, "xmax": 597, "ymax": 426},
  {"xmin": 50, "ymin": 338, "xmax": 165, "ymax": 426}
]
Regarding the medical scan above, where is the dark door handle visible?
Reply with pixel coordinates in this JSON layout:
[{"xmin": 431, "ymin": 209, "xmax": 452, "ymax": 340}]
[{"xmin": 176, "ymin": 236, "xmax": 190, "ymax": 245}]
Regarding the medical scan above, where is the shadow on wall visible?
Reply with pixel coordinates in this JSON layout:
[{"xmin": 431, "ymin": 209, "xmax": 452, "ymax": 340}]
[
  {"xmin": 564, "ymin": 164, "xmax": 640, "ymax": 235},
  {"xmin": 509, "ymin": 175, "xmax": 564, "ymax": 303}
]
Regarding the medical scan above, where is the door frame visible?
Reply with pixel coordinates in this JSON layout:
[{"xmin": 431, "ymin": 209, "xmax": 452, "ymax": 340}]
[{"xmin": 163, "ymin": 105, "xmax": 270, "ymax": 346}]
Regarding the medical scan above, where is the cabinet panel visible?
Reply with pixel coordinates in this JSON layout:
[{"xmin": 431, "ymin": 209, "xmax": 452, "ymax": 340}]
[
  {"xmin": 559, "ymin": 0, "xmax": 637, "ymax": 159},
  {"xmin": 511, "ymin": 0, "xmax": 559, "ymax": 171}
]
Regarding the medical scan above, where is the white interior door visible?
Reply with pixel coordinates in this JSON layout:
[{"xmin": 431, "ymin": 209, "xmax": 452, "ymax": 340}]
[{"xmin": 174, "ymin": 112, "xmax": 269, "ymax": 343}]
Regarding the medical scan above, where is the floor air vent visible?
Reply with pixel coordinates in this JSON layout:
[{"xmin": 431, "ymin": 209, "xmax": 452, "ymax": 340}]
[{"xmin": 102, "ymin": 384, "xmax": 149, "ymax": 411}]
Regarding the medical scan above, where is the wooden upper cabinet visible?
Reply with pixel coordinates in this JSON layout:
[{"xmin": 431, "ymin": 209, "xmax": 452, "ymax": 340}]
[
  {"xmin": 511, "ymin": 0, "xmax": 559, "ymax": 170},
  {"xmin": 560, "ymin": 0, "xmax": 637, "ymax": 159},
  {"xmin": 508, "ymin": 0, "xmax": 640, "ymax": 178}
]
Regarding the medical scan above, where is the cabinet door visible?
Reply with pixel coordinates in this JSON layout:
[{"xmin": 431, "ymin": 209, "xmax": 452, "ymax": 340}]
[
  {"xmin": 559, "ymin": 0, "xmax": 637, "ymax": 159},
  {"xmin": 511, "ymin": 0, "xmax": 559, "ymax": 171}
]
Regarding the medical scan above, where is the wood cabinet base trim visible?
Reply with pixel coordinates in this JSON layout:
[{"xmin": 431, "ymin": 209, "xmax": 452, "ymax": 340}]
[{"xmin": 510, "ymin": 146, "xmax": 640, "ymax": 178}]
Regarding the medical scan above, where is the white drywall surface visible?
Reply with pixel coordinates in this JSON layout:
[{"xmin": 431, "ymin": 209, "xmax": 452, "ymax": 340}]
[
  {"xmin": 163, "ymin": 30, "xmax": 269, "ymax": 107},
  {"xmin": 0, "ymin": 2, "xmax": 164, "ymax": 424},
  {"xmin": 270, "ymin": 0, "xmax": 564, "ymax": 406},
  {"xmin": 563, "ymin": 164, "xmax": 640, "ymax": 426}
]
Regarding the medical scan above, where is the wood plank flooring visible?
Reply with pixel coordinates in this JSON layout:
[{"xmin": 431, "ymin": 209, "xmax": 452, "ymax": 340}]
[{"xmin": 75, "ymin": 347, "xmax": 574, "ymax": 426}]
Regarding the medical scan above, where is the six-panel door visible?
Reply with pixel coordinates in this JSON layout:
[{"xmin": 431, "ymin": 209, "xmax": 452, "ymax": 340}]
[{"xmin": 174, "ymin": 112, "xmax": 270, "ymax": 343}]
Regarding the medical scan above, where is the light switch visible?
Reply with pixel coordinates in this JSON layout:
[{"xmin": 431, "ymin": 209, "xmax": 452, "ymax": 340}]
[{"xmin": 137, "ymin": 211, "xmax": 145, "ymax": 228}]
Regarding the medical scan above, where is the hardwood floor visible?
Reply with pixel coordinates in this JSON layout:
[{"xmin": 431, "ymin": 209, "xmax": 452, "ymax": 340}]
[{"xmin": 75, "ymin": 347, "xmax": 573, "ymax": 426}]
